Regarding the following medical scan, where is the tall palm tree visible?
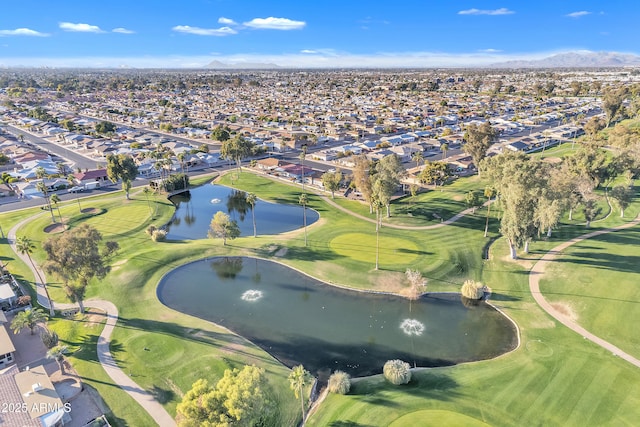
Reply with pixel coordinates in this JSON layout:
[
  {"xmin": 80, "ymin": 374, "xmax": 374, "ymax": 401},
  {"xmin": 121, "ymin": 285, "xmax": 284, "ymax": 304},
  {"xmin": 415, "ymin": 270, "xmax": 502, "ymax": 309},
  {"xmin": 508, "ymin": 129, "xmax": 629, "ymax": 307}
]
[
  {"xmin": 246, "ymin": 192, "xmax": 257, "ymax": 237},
  {"xmin": 177, "ymin": 152, "xmax": 188, "ymax": 190},
  {"xmin": 36, "ymin": 181, "xmax": 56, "ymax": 223},
  {"xmin": 50, "ymin": 193, "xmax": 63, "ymax": 223},
  {"xmin": 288, "ymin": 365, "xmax": 312, "ymax": 423},
  {"xmin": 299, "ymin": 146, "xmax": 307, "ymax": 192},
  {"xmin": 440, "ymin": 142, "xmax": 449, "ymax": 160},
  {"xmin": 299, "ymin": 193, "xmax": 308, "ymax": 247},
  {"xmin": 412, "ymin": 151, "xmax": 424, "ymax": 168},
  {"xmin": 67, "ymin": 174, "xmax": 82, "ymax": 212},
  {"xmin": 10, "ymin": 307, "xmax": 48, "ymax": 335},
  {"xmin": 142, "ymin": 187, "xmax": 153, "ymax": 217},
  {"xmin": 16, "ymin": 236, "xmax": 54, "ymax": 315}
]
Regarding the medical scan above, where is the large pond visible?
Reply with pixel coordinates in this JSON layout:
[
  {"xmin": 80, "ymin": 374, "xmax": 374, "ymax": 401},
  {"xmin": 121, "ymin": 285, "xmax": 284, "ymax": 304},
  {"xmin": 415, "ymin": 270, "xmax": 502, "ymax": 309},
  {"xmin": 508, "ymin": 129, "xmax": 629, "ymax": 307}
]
[
  {"xmin": 157, "ymin": 257, "xmax": 518, "ymax": 377},
  {"xmin": 165, "ymin": 184, "xmax": 319, "ymax": 240}
]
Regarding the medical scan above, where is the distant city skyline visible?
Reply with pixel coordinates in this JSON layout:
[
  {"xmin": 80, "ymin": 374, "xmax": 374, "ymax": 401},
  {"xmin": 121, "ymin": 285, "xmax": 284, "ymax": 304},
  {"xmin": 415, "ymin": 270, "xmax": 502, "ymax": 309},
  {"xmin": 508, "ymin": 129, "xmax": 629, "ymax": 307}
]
[{"xmin": 0, "ymin": 0, "xmax": 638, "ymax": 68}]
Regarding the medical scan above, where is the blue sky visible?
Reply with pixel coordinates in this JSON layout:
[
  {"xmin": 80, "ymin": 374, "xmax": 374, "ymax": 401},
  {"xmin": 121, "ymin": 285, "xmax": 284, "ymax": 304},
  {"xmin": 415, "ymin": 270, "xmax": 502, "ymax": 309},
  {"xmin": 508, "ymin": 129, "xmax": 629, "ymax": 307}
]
[{"xmin": 0, "ymin": 0, "xmax": 637, "ymax": 68}]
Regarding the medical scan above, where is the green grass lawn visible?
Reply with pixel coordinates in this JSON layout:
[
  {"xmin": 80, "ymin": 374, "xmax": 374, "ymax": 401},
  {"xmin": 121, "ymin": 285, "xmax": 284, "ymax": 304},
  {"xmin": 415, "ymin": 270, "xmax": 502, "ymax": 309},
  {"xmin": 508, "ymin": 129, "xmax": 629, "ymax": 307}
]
[{"xmin": 3, "ymin": 171, "xmax": 640, "ymax": 427}]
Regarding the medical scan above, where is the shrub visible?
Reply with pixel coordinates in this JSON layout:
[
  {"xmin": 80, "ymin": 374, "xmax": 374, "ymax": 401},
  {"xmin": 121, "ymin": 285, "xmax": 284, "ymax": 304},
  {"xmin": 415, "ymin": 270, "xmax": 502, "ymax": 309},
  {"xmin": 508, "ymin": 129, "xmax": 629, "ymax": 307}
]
[
  {"xmin": 145, "ymin": 225, "xmax": 157, "ymax": 236},
  {"xmin": 461, "ymin": 280, "xmax": 485, "ymax": 300},
  {"xmin": 327, "ymin": 370, "xmax": 351, "ymax": 394},
  {"xmin": 151, "ymin": 229, "xmax": 167, "ymax": 242},
  {"xmin": 17, "ymin": 295, "xmax": 31, "ymax": 306},
  {"xmin": 383, "ymin": 359, "xmax": 411, "ymax": 385},
  {"xmin": 41, "ymin": 329, "xmax": 59, "ymax": 349}
]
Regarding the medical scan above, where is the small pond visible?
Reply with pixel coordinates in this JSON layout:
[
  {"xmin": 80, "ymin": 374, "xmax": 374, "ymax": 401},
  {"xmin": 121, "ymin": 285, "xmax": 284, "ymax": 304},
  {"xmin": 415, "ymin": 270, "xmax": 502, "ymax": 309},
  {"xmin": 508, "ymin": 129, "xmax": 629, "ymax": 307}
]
[
  {"xmin": 165, "ymin": 184, "xmax": 319, "ymax": 240},
  {"xmin": 157, "ymin": 257, "xmax": 518, "ymax": 377}
]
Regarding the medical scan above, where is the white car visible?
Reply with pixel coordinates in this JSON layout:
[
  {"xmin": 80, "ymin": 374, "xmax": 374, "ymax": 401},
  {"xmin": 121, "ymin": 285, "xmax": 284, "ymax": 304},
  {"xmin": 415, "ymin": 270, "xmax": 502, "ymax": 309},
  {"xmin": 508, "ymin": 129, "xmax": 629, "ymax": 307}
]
[{"xmin": 68, "ymin": 186, "xmax": 85, "ymax": 193}]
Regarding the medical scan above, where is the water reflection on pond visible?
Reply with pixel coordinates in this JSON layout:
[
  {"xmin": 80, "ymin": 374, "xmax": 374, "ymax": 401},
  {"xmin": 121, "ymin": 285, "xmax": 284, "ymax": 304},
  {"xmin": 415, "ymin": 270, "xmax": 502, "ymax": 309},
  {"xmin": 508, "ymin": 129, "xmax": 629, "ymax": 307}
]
[
  {"xmin": 165, "ymin": 184, "xmax": 319, "ymax": 240},
  {"xmin": 157, "ymin": 257, "xmax": 518, "ymax": 377}
]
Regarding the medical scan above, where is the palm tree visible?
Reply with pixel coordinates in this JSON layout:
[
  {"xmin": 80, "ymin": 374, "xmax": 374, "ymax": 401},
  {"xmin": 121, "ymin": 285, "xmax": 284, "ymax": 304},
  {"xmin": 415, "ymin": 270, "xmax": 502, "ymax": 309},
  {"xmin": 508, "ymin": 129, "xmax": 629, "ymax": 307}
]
[
  {"xmin": 67, "ymin": 174, "xmax": 82, "ymax": 212},
  {"xmin": 11, "ymin": 307, "xmax": 48, "ymax": 335},
  {"xmin": 142, "ymin": 187, "xmax": 153, "ymax": 217},
  {"xmin": 47, "ymin": 345, "xmax": 68, "ymax": 374},
  {"xmin": 299, "ymin": 193, "xmax": 308, "ymax": 247},
  {"xmin": 50, "ymin": 194, "xmax": 63, "ymax": 223},
  {"xmin": 36, "ymin": 181, "xmax": 56, "ymax": 223},
  {"xmin": 246, "ymin": 192, "xmax": 257, "ymax": 237},
  {"xmin": 288, "ymin": 365, "xmax": 312, "ymax": 423},
  {"xmin": 373, "ymin": 199, "xmax": 383, "ymax": 270},
  {"xmin": 177, "ymin": 152, "xmax": 188, "ymax": 190},
  {"xmin": 412, "ymin": 151, "xmax": 424, "ymax": 168},
  {"xmin": 299, "ymin": 146, "xmax": 307, "ymax": 192},
  {"xmin": 16, "ymin": 236, "xmax": 55, "ymax": 315},
  {"xmin": 440, "ymin": 142, "xmax": 449, "ymax": 160}
]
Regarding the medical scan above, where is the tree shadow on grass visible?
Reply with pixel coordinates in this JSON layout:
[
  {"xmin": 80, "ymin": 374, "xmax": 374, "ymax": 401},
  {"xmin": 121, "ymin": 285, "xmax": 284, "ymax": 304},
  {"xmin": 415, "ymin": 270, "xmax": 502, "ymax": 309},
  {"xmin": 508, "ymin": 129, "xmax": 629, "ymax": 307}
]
[
  {"xmin": 150, "ymin": 384, "xmax": 175, "ymax": 404},
  {"xmin": 282, "ymin": 245, "xmax": 338, "ymax": 262}
]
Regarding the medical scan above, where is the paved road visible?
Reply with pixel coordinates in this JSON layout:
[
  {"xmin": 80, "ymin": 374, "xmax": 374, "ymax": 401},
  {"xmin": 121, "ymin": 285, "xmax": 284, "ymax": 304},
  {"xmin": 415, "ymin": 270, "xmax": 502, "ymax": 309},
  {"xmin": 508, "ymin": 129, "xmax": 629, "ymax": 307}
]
[
  {"xmin": 7, "ymin": 196, "xmax": 176, "ymax": 427},
  {"xmin": 528, "ymin": 215, "xmax": 640, "ymax": 369},
  {"xmin": 4, "ymin": 124, "xmax": 103, "ymax": 170}
]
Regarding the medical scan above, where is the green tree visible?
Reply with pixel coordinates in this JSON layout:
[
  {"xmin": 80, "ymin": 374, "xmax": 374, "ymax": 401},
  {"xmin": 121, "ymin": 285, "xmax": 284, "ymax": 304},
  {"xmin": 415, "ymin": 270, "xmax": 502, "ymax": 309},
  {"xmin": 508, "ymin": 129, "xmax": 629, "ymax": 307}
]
[
  {"xmin": 176, "ymin": 365, "xmax": 272, "ymax": 427},
  {"xmin": 208, "ymin": 211, "xmax": 240, "ymax": 246},
  {"xmin": 42, "ymin": 224, "xmax": 114, "ymax": 313},
  {"xmin": 327, "ymin": 371, "xmax": 351, "ymax": 395},
  {"xmin": 11, "ymin": 308, "xmax": 48, "ymax": 335},
  {"xmin": 461, "ymin": 279, "xmax": 486, "ymax": 300},
  {"xmin": 322, "ymin": 169, "xmax": 342, "ymax": 199},
  {"xmin": 289, "ymin": 365, "xmax": 312, "ymax": 423},
  {"xmin": 220, "ymin": 135, "xmax": 255, "ymax": 173},
  {"xmin": 211, "ymin": 125, "xmax": 231, "ymax": 142},
  {"xmin": 106, "ymin": 154, "xmax": 139, "ymax": 199},
  {"xmin": 465, "ymin": 190, "xmax": 482, "ymax": 213},
  {"xmin": 47, "ymin": 344, "xmax": 68, "ymax": 374},
  {"xmin": 419, "ymin": 160, "xmax": 449, "ymax": 188},
  {"xmin": 246, "ymin": 193, "xmax": 257, "ymax": 237},
  {"xmin": 610, "ymin": 185, "xmax": 633, "ymax": 218},
  {"xmin": 374, "ymin": 154, "xmax": 406, "ymax": 217},
  {"xmin": 603, "ymin": 87, "xmax": 627, "ymax": 127},
  {"xmin": 463, "ymin": 122, "xmax": 496, "ymax": 176},
  {"xmin": 352, "ymin": 155, "xmax": 374, "ymax": 213},
  {"xmin": 95, "ymin": 120, "xmax": 116, "ymax": 134}
]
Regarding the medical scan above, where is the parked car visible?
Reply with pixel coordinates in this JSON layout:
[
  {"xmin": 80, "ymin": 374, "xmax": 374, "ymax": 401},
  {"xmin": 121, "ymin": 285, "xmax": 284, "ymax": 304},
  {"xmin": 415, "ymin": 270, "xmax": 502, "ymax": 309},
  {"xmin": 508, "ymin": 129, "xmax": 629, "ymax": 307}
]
[{"xmin": 68, "ymin": 186, "xmax": 84, "ymax": 193}]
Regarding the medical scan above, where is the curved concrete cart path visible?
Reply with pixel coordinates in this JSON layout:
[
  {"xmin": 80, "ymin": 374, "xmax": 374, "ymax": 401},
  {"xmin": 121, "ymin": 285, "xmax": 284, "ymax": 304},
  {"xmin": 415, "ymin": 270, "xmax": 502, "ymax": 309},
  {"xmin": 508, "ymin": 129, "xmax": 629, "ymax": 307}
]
[
  {"xmin": 528, "ymin": 215, "xmax": 640, "ymax": 369},
  {"xmin": 8, "ymin": 216, "xmax": 176, "ymax": 427}
]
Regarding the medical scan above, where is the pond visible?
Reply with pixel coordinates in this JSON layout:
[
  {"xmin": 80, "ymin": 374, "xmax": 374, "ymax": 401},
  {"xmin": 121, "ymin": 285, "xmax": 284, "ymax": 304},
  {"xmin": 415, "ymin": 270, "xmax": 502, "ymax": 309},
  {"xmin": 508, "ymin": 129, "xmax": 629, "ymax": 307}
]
[
  {"xmin": 165, "ymin": 184, "xmax": 319, "ymax": 240},
  {"xmin": 157, "ymin": 257, "xmax": 518, "ymax": 377}
]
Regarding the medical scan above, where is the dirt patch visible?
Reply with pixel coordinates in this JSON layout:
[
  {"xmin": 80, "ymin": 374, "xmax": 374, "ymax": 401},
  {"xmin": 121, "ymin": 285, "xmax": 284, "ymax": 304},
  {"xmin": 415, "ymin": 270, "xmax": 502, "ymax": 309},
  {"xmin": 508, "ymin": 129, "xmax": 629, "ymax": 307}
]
[
  {"xmin": 110, "ymin": 259, "xmax": 128, "ymax": 272},
  {"xmin": 77, "ymin": 308, "xmax": 106, "ymax": 327},
  {"xmin": 551, "ymin": 302, "xmax": 578, "ymax": 322},
  {"xmin": 44, "ymin": 223, "xmax": 66, "ymax": 234},
  {"xmin": 81, "ymin": 207, "xmax": 101, "ymax": 214}
]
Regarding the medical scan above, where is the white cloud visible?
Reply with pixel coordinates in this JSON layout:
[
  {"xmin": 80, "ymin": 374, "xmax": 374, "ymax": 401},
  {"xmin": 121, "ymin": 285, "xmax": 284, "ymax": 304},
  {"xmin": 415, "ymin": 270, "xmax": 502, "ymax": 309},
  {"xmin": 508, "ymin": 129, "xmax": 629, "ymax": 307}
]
[
  {"xmin": 566, "ymin": 11, "xmax": 591, "ymax": 18},
  {"xmin": 458, "ymin": 8, "xmax": 515, "ymax": 16},
  {"xmin": 243, "ymin": 17, "xmax": 306, "ymax": 30},
  {"xmin": 478, "ymin": 48, "xmax": 502, "ymax": 53},
  {"xmin": 0, "ymin": 28, "xmax": 49, "ymax": 37},
  {"xmin": 218, "ymin": 17, "xmax": 237, "ymax": 26},
  {"xmin": 59, "ymin": 22, "xmax": 105, "ymax": 33},
  {"xmin": 172, "ymin": 25, "xmax": 237, "ymax": 36},
  {"xmin": 300, "ymin": 49, "xmax": 317, "ymax": 54},
  {"xmin": 113, "ymin": 28, "xmax": 135, "ymax": 34}
]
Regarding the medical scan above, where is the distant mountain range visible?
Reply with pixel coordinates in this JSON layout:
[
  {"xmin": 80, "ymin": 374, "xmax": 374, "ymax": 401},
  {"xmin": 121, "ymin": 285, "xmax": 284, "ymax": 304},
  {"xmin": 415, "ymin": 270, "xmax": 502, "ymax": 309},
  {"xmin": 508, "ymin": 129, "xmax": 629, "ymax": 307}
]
[
  {"xmin": 205, "ymin": 60, "xmax": 281, "ymax": 69},
  {"xmin": 490, "ymin": 51, "xmax": 640, "ymax": 68}
]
